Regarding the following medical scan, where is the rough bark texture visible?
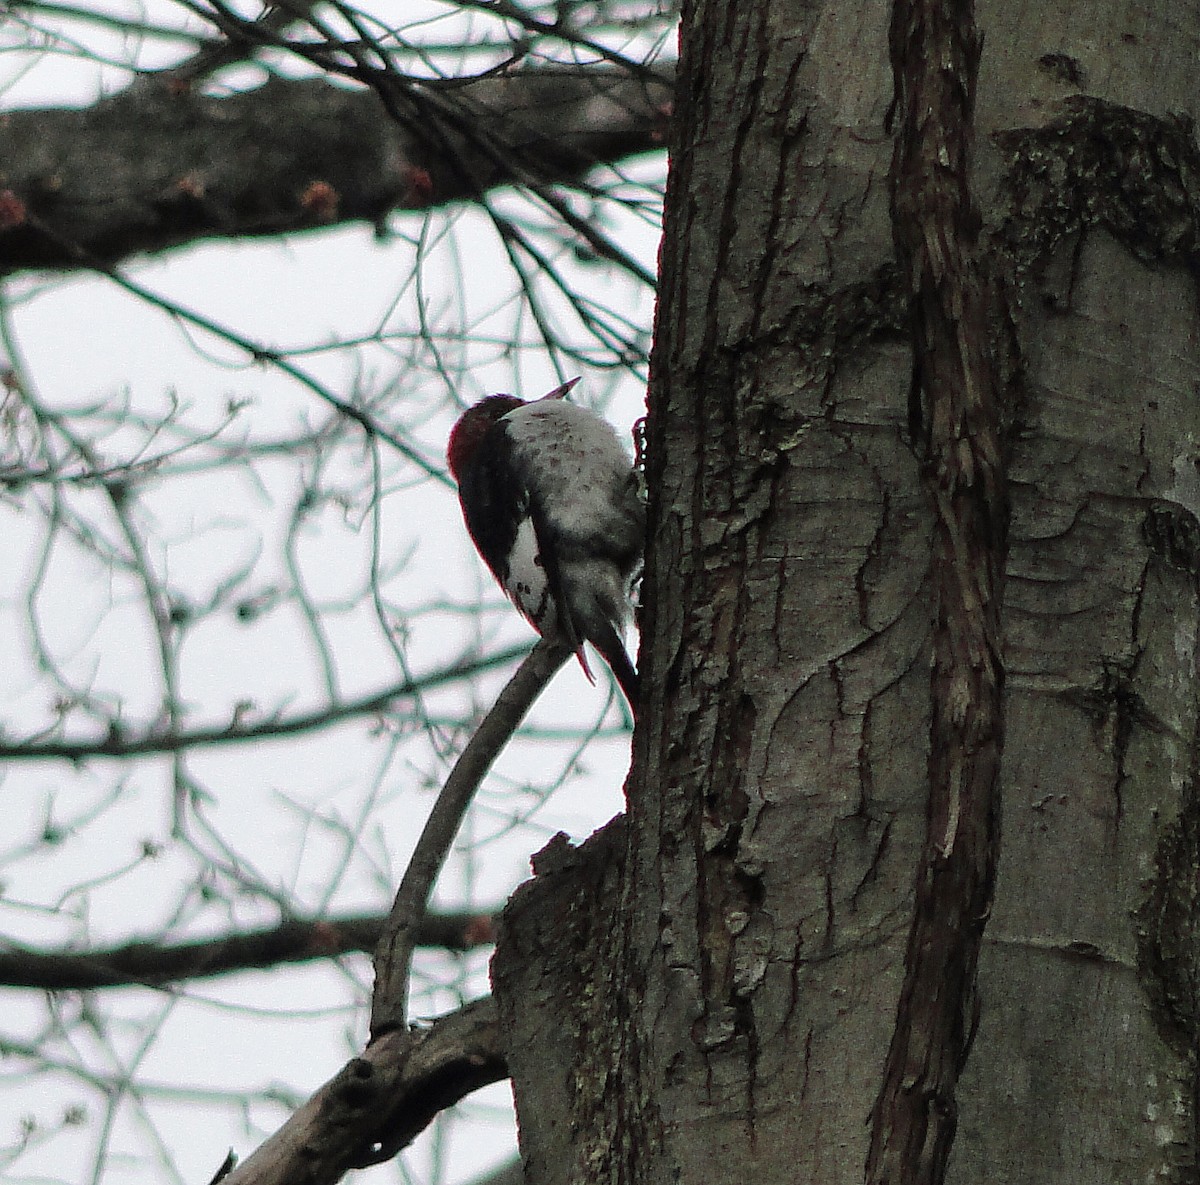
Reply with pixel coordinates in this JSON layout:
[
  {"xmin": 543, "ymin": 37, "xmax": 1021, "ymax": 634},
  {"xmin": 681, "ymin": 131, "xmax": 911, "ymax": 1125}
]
[
  {"xmin": 947, "ymin": 7, "xmax": 1200, "ymax": 1178},
  {"xmin": 492, "ymin": 822, "xmax": 628, "ymax": 1185},
  {"xmin": 503, "ymin": 1, "xmax": 927, "ymax": 1180},
  {"xmin": 495, "ymin": 1, "xmax": 1200, "ymax": 1183},
  {"xmin": 0, "ymin": 65, "xmax": 671, "ymax": 272}
]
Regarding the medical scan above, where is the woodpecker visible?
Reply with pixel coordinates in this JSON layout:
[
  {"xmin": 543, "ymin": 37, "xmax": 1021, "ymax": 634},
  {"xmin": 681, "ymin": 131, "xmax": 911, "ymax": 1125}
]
[{"xmin": 447, "ymin": 378, "xmax": 644, "ymax": 715}]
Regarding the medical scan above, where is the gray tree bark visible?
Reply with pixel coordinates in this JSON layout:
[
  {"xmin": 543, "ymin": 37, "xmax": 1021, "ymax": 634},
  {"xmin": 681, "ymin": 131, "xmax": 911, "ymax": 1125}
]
[{"xmin": 493, "ymin": 1, "xmax": 1200, "ymax": 1182}]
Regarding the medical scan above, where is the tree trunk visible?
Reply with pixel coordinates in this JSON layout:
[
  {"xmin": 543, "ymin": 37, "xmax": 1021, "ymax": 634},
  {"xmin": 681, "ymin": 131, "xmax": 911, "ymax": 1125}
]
[{"xmin": 493, "ymin": 0, "xmax": 1200, "ymax": 1182}]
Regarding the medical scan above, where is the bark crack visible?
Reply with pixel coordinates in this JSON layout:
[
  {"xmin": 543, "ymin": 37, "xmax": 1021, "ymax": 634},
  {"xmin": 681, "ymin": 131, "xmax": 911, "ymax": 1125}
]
[
  {"xmin": 1136, "ymin": 710, "xmax": 1200, "ymax": 1182},
  {"xmin": 865, "ymin": 0, "xmax": 1009, "ymax": 1180}
]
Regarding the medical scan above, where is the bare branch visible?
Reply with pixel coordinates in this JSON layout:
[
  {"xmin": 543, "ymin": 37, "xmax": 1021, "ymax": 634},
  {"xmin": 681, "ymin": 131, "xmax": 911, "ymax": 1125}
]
[
  {"xmin": 0, "ymin": 645, "xmax": 532, "ymax": 760},
  {"xmin": 160, "ymin": 0, "xmax": 322, "ymax": 87}
]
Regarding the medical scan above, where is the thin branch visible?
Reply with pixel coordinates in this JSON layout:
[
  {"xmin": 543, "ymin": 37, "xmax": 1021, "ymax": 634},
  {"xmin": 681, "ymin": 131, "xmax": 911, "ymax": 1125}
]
[
  {"xmin": 17, "ymin": 215, "xmax": 448, "ymax": 480},
  {"xmin": 157, "ymin": 0, "xmax": 322, "ymax": 86},
  {"xmin": 6, "ymin": 1, "xmax": 207, "ymax": 44},
  {"xmin": 0, "ymin": 909, "xmax": 500, "ymax": 991},
  {"xmin": 370, "ymin": 637, "xmax": 571, "ymax": 1037},
  {"xmin": 0, "ymin": 644, "xmax": 532, "ymax": 760}
]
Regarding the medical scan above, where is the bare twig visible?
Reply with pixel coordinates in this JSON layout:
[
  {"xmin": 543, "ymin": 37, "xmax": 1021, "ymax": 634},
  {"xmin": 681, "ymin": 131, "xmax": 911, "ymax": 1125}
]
[{"xmin": 158, "ymin": 0, "xmax": 321, "ymax": 87}]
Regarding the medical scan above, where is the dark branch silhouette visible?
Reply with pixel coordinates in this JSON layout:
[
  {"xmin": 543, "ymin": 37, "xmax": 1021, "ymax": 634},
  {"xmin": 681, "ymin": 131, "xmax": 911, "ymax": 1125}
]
[
  {"xmin": 0, "ymin": 645, "xmax": 531, "ymax": 760},
  {"xmin": 371, "ymin": 638, "xmax": 572, "ymax": 1036},
  {"xmin": 0, "ymin": 908, "xmax": 499, "ymax": 991}
]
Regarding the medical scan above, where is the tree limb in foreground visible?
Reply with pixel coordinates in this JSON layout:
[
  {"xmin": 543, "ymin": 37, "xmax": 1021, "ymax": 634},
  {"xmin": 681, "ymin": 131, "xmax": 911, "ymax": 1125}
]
[
  {"xmin": 185, "ymin": 642, "xmax": 570, "ymax": 1182},
  {"xmin": 0, "ymin": 64, "xmax": 672, "ymax": 274}
]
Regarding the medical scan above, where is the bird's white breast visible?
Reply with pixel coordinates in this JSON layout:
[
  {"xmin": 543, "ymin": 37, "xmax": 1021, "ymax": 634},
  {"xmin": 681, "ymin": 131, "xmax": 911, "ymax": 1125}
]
[{"xmin": 504, "ymin": 517, "xmax": 556, "ymax": 632}]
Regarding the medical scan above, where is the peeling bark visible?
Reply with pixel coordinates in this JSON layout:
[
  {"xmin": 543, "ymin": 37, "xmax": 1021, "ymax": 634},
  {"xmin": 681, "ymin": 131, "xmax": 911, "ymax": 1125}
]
[{"xmin": 993, "ymin": 97, "xmax": 1200, "ymax": 280}]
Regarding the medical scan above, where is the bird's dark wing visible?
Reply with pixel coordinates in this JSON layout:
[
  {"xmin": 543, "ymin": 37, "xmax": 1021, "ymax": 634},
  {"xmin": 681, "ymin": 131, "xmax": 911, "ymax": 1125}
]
[
  {"xmin": 456, "ymin": 421, "xmax": 527, "ymax": 588},
  {"xmin": 460, "ymin": 422, "xmax": 568, "ymax": 643}
]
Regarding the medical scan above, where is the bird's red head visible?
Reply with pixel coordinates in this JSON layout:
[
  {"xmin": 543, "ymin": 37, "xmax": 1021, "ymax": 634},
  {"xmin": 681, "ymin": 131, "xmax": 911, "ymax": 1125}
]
[
  {"xmin": 446, "ymin": 379, "xmax": 580, "ymax": 482},
  {"xmin": 446, "ymin": 394, "xmax": 523, "ymax": 482}
]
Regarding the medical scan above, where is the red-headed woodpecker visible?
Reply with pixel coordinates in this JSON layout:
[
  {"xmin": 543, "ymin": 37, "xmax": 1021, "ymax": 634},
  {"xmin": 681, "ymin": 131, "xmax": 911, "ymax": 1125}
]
[{"xmin": 447, "ymin": 378, "xmax": 644, "ymax": 715}]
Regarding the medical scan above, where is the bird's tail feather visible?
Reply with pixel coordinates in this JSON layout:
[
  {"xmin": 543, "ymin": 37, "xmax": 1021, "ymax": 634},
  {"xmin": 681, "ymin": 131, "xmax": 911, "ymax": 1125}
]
[{"xmin": 589, "ymin": 622, "xmax": 639, "ymax": 718}]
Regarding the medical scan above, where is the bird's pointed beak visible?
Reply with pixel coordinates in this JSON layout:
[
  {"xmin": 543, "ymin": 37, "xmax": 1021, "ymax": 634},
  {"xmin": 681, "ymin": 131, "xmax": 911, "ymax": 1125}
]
[{"xmin": 540, "ymin": 377, "xmax": 581, "ymax": 401}]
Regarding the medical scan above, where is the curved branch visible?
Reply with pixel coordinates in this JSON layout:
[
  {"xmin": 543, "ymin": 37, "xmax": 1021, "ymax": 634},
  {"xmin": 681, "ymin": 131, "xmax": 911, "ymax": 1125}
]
[
  {"xmin": 370, "ymin": 638, "xmax": 571, "ymax": 1037},
  {"xmin": 0, "ymin": 908, "xmax": 500, "ymax": 991}
]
